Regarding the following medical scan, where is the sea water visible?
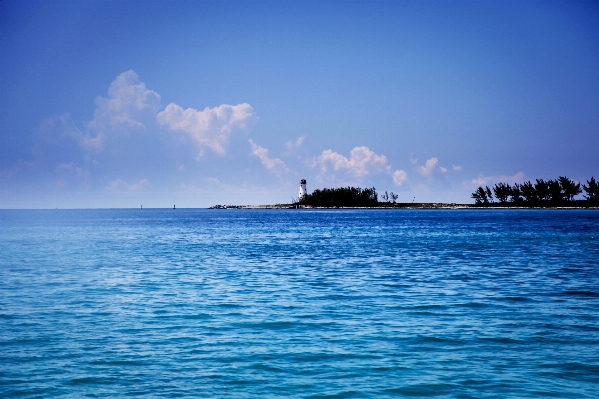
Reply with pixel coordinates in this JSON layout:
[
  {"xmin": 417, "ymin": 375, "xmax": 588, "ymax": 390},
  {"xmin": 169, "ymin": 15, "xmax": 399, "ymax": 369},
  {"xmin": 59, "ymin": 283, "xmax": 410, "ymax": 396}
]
[{"xmin": 1, "ymin": 209, "xmax": 598, "ymax": 398}]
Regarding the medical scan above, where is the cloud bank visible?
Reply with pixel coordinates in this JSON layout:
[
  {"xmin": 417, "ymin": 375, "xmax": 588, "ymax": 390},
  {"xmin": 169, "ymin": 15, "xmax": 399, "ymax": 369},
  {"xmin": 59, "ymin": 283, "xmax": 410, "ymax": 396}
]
[{"xmin": 2, "ymin": 70, "xmax": 261, "ymax": 204}]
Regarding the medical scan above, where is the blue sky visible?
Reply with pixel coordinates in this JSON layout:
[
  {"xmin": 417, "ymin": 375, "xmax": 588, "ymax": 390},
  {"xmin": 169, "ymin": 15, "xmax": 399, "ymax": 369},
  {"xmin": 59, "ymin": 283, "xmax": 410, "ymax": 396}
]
[{"xmin": 1, "ymin": 0, "xmax": 598, "ymax": 208}]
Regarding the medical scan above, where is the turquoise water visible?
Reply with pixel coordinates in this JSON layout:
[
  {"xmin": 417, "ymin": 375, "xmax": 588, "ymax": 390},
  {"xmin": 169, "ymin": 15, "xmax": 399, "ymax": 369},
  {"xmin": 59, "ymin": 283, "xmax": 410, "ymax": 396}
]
[{"xmin": 1, "ymin": 209, "xmax": 598, "ymax": 398}]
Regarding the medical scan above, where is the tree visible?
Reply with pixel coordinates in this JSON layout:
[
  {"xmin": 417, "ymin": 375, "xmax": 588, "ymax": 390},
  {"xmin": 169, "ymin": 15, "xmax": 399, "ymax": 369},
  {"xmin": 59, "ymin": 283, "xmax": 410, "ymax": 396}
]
[
  {"xmin": 485, "ymin": 186, "xmax": 494, "ymax": 203},
  {"xmin": 380, "ymin": 191, "xmax": 389, "ymax": 203},
  {"xmin": 547, "ymin": 179, "xmax": 564, "ymax": 202},
  {"xmin": 493, "ymin": 182, "xmax": 511, "ymax": 203},
  {"xmin": 379, "ymin": 190, "xmax": 398, "ymax": 204},
  {"xmin": 535, "ymin": 179, "xmax": 550, "ymax": 202},
  {"xmin": 510, "ymin": 183, "xmax": 523, "ymax": 203},
  {"xmin": 299, "ymin": 186, "xmax": 379, "ymax": 207},
  {"xmin": 559, "ymin": 176, "xmax": 582, "ymax": 201},
  {"xmin": 470, "ymin": 176, "xmax": 593, "ymax": 206},
  {"xmin": 471, "ymin": 186, "xmax": 489, "ymax": 205},
  {"xmin": 520, "ymin": 181, "xmax": 537, "ymax": 203},
  {"xmin": 583, "ymin": 177, "xmax": 598, "ymax": 201}
]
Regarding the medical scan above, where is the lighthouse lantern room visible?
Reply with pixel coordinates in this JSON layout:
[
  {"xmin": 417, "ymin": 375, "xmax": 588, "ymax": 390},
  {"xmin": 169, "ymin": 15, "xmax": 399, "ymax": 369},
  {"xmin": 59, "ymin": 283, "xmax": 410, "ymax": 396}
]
[{"xmin": 298, "ymin": 179, "xmax": 307, "ymax": 200}]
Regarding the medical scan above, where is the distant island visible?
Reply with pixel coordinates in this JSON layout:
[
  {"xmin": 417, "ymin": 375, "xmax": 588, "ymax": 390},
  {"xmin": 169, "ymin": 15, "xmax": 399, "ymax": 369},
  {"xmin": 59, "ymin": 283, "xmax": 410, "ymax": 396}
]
[{"xmin": 209, "ymin": 176, "xmax": 598, "ymax": 209}]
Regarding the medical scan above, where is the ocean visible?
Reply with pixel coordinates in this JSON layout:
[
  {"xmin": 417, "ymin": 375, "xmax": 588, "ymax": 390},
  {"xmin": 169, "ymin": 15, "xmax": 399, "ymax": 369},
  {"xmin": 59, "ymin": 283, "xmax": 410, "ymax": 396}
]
[{"xmin": 1, "ymin": 209, "xmax": 598, "ymax": 398}]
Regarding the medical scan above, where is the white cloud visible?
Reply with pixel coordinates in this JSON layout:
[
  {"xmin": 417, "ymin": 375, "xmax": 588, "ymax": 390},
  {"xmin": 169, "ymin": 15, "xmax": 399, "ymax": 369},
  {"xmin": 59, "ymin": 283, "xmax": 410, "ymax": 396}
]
[
  {"xmin": 88, "ymin": 70, "xmax": 161, "ymax": 137},
  {"xmin": 248, "ymin": 139, "xmax": 290, "ymax": 176},
  {"xmin": 310, "ymin": 146, "xmax": 391, "ymax": 181},
  {"xmin": 418, "ymin": 157, "xmax": 439, "ymax": 176},
  {"xmin": 414, "ymin": 157, "xmax": 449, "ymax": 177},
  {"xmin": 6, "ymin": 70, "xmax": 266, "ymax": 203},
  {"xmin": 393, "ymin": 170, "xmax": 408, "ymax": 186},
  {"xmin": 29, "ymin": 71, "xmax": 161, "ymax": 162},
  {"xmin": 106, "ymin": 178, "xmax": 151, "ymax": 193},
  {"xmin": 470, "ymin": 171, "xmax": 525, "ymax": 186},
  {"xmin": 452, "ymin": 165, "xmax": 462, "ymax": 172},
  {"xmin": 157, "ymin": 102, "xmax": 257, "ymax": 158}
]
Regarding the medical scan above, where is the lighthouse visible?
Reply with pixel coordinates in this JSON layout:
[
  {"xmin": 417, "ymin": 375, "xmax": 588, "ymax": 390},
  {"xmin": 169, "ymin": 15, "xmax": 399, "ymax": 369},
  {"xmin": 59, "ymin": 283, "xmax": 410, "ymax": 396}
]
[{"xmin": 298, "ymin": 178, "xmax": 307, "ymax": 200}]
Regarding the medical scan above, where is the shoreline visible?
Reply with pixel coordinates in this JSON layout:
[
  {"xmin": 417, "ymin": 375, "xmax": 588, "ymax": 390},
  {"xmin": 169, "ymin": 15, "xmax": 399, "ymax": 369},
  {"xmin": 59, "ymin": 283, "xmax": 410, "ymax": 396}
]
[{"xmin": 210, "ymin": 203, "xmax": 599, "ymax": 210}]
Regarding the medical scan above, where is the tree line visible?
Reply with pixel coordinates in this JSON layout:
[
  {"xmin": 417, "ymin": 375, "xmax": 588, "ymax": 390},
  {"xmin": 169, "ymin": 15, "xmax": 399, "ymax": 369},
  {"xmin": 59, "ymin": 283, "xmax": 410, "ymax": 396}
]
[
  {"xmin": 471, "ymin": 176, "xmax": 598, "ymax": 205},
  {"xmin": 294, "ymin": 177, "xmax": 598, "ymax": 208},
  {"xmin": 297, "ymin": 186, "xmax": 379, "ymax": 207}
]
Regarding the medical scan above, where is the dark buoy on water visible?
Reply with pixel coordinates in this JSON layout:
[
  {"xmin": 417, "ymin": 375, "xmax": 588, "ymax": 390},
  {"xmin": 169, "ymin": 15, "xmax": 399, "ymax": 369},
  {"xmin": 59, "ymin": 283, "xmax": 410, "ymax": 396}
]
[
  {"xmin": 141, "ymin": 205, "xmax": 142, "ymax": 209},
  {"xmin": 173, "ymin": 204, "xmax": 176, "ymax": 209}
]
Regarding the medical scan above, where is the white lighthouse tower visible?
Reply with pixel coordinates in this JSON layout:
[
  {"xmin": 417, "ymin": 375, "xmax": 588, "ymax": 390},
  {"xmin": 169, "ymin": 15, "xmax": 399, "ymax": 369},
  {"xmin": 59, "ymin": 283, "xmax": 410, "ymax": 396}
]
[{"xmin": 298, "ymin": 178, "xmax": 307, "ymax": 200}]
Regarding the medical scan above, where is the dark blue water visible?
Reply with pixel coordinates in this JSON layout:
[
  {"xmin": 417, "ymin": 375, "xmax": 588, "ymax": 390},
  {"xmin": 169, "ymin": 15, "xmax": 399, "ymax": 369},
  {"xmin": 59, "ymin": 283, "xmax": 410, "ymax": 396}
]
[{"xmin": 1, "ymin": 209, "xmax": 598, "ymax": 398}]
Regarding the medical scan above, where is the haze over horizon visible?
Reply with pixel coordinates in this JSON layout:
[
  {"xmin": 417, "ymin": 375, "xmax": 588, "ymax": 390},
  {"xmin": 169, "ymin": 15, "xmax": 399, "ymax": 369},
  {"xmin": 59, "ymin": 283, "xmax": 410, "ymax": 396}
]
[{"xmin": 1, "ymin": 1, "xmax": 598, "ymax": 208}]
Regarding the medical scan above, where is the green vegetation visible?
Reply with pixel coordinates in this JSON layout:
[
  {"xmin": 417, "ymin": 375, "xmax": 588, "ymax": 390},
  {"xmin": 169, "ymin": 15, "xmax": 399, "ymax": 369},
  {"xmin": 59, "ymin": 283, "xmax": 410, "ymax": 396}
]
[
  {"xmin": 297, "ymin": 186, "xmax": 379, "ymax": 207},
  {"xmin": 471, "ymin": 176, "xmax": 598, "ymax": 206}
]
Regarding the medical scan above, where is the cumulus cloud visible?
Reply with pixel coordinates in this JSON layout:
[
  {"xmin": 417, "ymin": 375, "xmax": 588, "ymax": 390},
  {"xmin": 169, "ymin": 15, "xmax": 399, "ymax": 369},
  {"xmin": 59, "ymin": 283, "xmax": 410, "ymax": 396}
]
[
  {"xmin": 416, "ymin": 157, "xmax": 449, "ymax": 177},
  {"xmin": 3, "ymin": 70, "xmax": 265, "ymax": 206},
  {"xmin": 88, "ymin": 70, "xmax": 161, "ymax": 139},
  {"xmin": 157, "ymin": 102, "xmax": 257, "ymax": 158},
  {"xmin": 248, "ymin": 139, "xmax": 290, "ymax": 176},
  {"xmin": 418, "ymin": 157, "xmax": 439, "ymax": 176},
  {"xmin": 452, "ymin": 165, "xmax": 462, "ymax": 172},
  {"xmin": 28, "ymin": 71, "xmax": 162, "ymax": 163},
  {"xmin": 310, "ymin": 146, "xmax": 391, "ymax": 181},
  {"xmin": 393, "ymin": 170, "xmax": 408, "ymax": 186},
  {"xmin": 470, "ymin": 171, "xmax": 525, "ymax": 186},
  {"xmin": 106, "ymin": 178, "xmax": 151, "ymax": 193}
]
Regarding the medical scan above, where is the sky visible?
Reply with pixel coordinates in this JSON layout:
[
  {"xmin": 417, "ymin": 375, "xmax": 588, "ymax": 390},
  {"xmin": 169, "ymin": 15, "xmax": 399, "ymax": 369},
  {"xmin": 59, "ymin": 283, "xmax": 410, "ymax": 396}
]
[{"xmin": 1, "ymin": 0, "xmax": 598, "ymax": 208}]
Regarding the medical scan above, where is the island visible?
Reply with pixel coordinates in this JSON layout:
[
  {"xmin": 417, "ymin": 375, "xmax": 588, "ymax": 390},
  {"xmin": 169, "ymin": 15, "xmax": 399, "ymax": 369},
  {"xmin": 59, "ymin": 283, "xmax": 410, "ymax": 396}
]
[{"xmin": 209, "ymin": 176, "xmax": 598, "ymax": 209}]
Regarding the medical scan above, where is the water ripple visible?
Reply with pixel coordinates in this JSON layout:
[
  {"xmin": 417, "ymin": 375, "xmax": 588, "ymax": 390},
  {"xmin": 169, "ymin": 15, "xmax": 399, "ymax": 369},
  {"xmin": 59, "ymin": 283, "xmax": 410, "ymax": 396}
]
[{"xmin": 1, "ymin": 209, "xmax": 598, "ymax": 398}]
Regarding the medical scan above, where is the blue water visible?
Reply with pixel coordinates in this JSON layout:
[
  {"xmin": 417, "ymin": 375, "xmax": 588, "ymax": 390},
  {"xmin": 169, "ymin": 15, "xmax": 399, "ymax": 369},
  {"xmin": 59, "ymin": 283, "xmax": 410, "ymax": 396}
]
[{"xmin": 1, "ymin": 209, "xmax": 598, "ymax": 398}]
